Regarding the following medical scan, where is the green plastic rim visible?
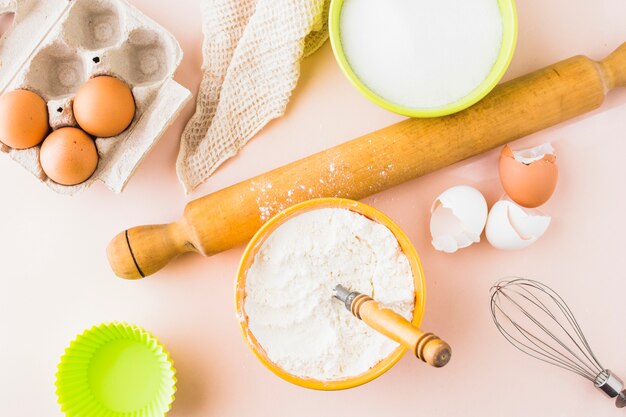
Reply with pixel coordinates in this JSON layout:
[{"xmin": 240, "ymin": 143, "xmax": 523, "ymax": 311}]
[
  {"xmin": 329, "ymin": 0, "xmax": 518, "ymax": 118},
  {"xmin": 56, "ymin": 322, "xmax": 176, "ymax": 417}
]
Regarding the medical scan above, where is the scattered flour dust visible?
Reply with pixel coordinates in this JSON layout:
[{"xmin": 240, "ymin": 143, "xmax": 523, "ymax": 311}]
[
  {"xmin": 244, "ymin": 208, "xmax": 415, "ymax": 380},
  {"xmin": 340, "ymin": 0, "xmax": 503, "ymax": 109}
]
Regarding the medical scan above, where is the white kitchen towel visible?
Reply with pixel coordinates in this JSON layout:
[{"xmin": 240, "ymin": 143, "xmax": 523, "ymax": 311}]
[{"xmin": 177, "ymin": 0, "xmax": 330, "ymax": 192}]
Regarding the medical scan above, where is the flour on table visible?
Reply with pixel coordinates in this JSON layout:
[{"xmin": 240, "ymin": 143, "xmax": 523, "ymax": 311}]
[{"xmin": 244, "ymin": 208, "xmax": 415, "ymax": 380}]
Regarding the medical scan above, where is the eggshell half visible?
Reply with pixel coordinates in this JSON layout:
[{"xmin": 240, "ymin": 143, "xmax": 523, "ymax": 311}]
[
  {"xmin": 430, "ymin": 185, "xmax": 488, "ymax": 253},
  {"xmin": 486, "ymin": 200, "xmax": 551, "ymax": 250},
  {"xmin": 499, "ymin": 144, "xmax": 558, "ymax": 208}
]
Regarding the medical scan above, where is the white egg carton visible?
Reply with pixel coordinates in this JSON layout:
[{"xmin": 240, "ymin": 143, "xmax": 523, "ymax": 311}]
[{"xmin": 0, "ymin": 0, "xmax": 191, "ymax": 194}]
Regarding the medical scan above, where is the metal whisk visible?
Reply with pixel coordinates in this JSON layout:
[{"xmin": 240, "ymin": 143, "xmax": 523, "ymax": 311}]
[{"xmin": 490, "ymin": 278, "xmax": 626, "ymax": 408}]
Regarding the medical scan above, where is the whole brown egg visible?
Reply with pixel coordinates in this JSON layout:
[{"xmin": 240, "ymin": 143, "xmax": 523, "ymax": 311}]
[
  {"xmin": 73, "ymin": 76, "xmax": 135, "ymax": 138},
  {"xmin": 39, "ymin": 127, "xmax": 99, "ymax": 186},
  {"xmin": 0, "ymin": 89, "xmax": 49, "ymax": 149}
]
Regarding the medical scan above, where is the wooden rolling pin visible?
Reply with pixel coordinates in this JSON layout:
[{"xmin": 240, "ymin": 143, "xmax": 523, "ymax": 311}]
[
  {"xmin": 108, "ymin": 43, "xmax": 626, "ymax": 279},
  {"xmin": 333, "ymin": 285, "xmax": 451, "ymax": 367}
]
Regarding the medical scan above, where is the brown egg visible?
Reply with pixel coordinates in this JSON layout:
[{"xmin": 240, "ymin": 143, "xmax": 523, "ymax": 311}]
[
  {"xmin": 40, "ymin": 127, "xmax": 99, "ymax": 186},
  {"xmin": 499, "ymin": 144, "xmax": 558, "ymax": 208},
  {"xmin": 73, "ymin": 76, "xmax": 135, "ymax": 137},
  {"xmin": 0, "ymin": 89, "xmax": 49, "ymax": 149}
]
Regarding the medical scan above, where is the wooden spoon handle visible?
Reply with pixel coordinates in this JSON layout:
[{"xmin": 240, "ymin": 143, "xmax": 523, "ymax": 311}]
[{"xmin": 349, "ymin": 293, "xmax": 451, "ymax": 368}]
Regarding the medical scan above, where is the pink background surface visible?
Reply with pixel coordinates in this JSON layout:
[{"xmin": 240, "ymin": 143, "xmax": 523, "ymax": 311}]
[{"xmin": 1, "ymin": 0, "xmax": 626, "ymax": 415}]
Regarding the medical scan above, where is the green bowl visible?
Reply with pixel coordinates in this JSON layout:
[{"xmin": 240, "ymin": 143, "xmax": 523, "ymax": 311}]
[
  {"xmin": 329, "ymin": 0, "xmax": 518, "ymax": 118},
  {"xmin": 56, "ymin": 322, "xmax": 176, "ymax": 417}
]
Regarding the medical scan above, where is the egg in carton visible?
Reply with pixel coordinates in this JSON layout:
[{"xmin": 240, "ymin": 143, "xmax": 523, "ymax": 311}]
[{"xmin": 0, "ymin": 0, "xmax": 191, "ymax": 194}]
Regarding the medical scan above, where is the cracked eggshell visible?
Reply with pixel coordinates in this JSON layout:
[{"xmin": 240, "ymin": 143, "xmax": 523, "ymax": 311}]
[
  {"xmin": 485, "ymin": 199, "xmax": 551, "ymax": 250},
  {"xmin": 499, "ymin": 144, "xmax": 558, "ymax": 208},
  {"xmin": 430, "ymin": 185, "xmax": 488, "ymax": 253}
]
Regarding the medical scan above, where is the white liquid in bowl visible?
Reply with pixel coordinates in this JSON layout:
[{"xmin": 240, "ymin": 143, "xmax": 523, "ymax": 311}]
[{"xmin": 340, "ymin": 0, "xmax": 503, "ymax": 109}]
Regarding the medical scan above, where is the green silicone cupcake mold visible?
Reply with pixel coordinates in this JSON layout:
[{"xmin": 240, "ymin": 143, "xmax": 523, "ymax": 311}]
[{"xmin": 56, "ymin": 322, "xmax": 176, "ymax": 417}]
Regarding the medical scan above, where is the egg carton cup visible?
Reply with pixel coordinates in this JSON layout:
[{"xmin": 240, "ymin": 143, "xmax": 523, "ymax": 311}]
[{"xmin": 0, "ymin": 0, "xmax": 191, "ymax": 195}]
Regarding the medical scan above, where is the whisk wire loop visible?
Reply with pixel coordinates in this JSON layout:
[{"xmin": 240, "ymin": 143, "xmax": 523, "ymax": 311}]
[
  {"xmin": 490, "ymin": 278, "xmax": 604, "ymax": 382},
  {"xmin": 491, "ymin": 294, "xmax": 596, "ymax": 380},
  {"xmin": 509, "ymin": 284, "xmax": 602, "ymax": 379}
]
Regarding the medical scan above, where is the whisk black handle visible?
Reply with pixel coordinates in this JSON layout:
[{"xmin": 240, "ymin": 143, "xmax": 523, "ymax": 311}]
[{"xmin": 617, "ymin": 390, "xmax": 626, "ymax": 409}]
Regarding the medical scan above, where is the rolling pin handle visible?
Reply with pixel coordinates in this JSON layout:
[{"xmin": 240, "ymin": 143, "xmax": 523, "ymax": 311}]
[
  {"xmin": 106, "ymin": 222, "xmax": 195, "ymax": 279},
  {"xmin": 601, "ymin": 42, "xmax": 626, "ymax": 90}
]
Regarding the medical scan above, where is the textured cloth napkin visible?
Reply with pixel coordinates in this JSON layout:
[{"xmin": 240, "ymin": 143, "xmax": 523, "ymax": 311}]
[{"xmin": 177, "ymin": 0, "xmax": 330, "ymax": 192}]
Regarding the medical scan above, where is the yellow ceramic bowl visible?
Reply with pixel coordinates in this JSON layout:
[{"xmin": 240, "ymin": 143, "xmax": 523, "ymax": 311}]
[
  {"xmin": 329, "ymin": 0, "xmax": 518, "ymax": 118},
  {"xmin": 235, "ymin": 198, "xmax": 426, "ymax": 390}
]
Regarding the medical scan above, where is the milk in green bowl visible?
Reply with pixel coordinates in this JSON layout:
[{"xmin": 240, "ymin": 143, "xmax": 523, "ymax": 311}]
[{"xmin": 329, "ymin": 0, "xmax": 517, "ymax": 117}]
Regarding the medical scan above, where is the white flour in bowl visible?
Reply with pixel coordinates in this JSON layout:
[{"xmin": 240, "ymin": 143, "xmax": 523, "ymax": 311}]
[
  {"xmin": 340, "ymin": 0, "xmax": 503, "ymax": 109},
  {"xmin": 244, "ymin": 208, "xmax": 415, "ymax": 380}
]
